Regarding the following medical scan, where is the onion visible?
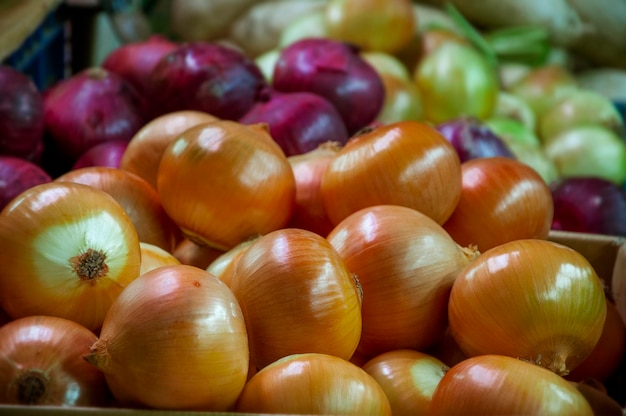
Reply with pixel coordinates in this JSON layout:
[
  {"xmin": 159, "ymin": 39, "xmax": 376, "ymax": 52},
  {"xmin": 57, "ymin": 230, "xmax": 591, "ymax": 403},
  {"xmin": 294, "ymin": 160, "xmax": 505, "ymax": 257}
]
[
  {"xmin": 205, "ymin": 238, "xmax": 256, "ymax": 288},
  {"xmin": 376, "ymin": 73, "xmax": 424, "ymax": 124},
  {"xmin": 0, "ymin": 66, "xmax": 44, "ymax": 161},
  {"xmin": 120, "ymin": 110, "xmax": 219, "ymax": 190},
  {"xmin": 139, "ymin": 242, "xmax": 181, "ymax": 276},
  {"xmin": 448, "ymin": 239, "xmax": 607, "ymax": 376},
  {"xmin": 0, "ymin": 181, "xmax": 141, "ymax": 331},
  {"xmin": 286, "ymin": 142, "xmax": 340, "ymax": 236},
  {"xmin": 101, "ymin": 35, "xmax": 178, "ymax": 117},
  {"xmin": 550, "ymin": 177, "xmax": 626, "ymax": 236},
  {"xmin": 157, "ymin": 120, "xmax": 296, "ymax": 251},
  {"xmin": 362, "ymin": 349, "xmax": 448, "ymax": 415},
  {"xmin": 84, "ymin": 264, "xmax": 249, "ymax": 410},
  {"xmin": 72, "ymin": 140, "xmax": 128, "ymax": 170},
  {"xmin": 320, "ymin": 121, "xmax": 462, "ymax": 226},
  {"xmin": 572, "ymin": 379, "xmax": 624, "ymax": 416},
  {"xmin": 235, "ymin": 353, "xmax": 392, "ymax": 415},
  {"xmin": 229, "ymin": 228, "xmax": 362, "ymax": 369},
  {"xmin": 0, "ymin": 155, "xmax": 51, "ymax": 211},
  {"xmin": 239, "ymin": 89, "xmax": 349, "ymax": 156},
  {"xmin": 436, "ymin": 117, "xmax": 515, "ymax": 162},
  {"xmin": 42, "ymin": 67, "xmax": 146, "ymax": 163},
  {"xmin": 429, "ymin": 355, "xmax": 594, "ymax": 415},
  {"xmin": 172, "ymin": 238, "xmax": 224, "ymax": 270},
  {"xmin": 147, "ymin": 41, "xmax": 268, "ymax": 120},
  {"xmin": 327, "ymin": 205, "xmax": 479, "ymax": 357},
  {"xmin": 0, "ymin": 316, "xmax": 108, "ymax": 406},
  {"xmin": 443, "ymin": 157, "xmax": 554, "ymax": 252},
  {"xmin": 272, "ymin": 37, "xmax": 385, "ymax": 135},
  {"xmin": 56, "ymin": 167, "xmax": 180, "ymax": 252}
]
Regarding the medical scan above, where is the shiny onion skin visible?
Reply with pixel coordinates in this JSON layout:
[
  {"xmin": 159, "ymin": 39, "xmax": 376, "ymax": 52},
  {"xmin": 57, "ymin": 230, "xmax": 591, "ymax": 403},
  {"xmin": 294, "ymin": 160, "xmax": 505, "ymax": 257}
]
[
  {"xmin": 56, "ymin": 166, "xmax": 180, "ymax": 252},
  {"xmin": 443, "ymin": 157, "xmax": 554, "ymax": 252},
  {"xmin": 205, "ymin": 238, "xmax": 256, "ymax": 288},
  {"xmin": 120, "ymin": 110, "xmax": 219, "ymax": 190},
  {"xmin": 362, "ymin": 349, "xmax": 448, "ymax": 415},
  {"xmin": 286, "ymin": 142, "xmax": 340, "ymax": 236},
  {"xmin": 448, "ymin": 239, "xmax": 607, "ymax": 376},
  {"xmin": 229, "ymin": 228, "xmax": 362, "ymax": 369},
  {"xmin": 0, "ymin": 316, "xmax": 108, "ymax": 406},
  {"xmin": 429, "ymin": 355, "xmax": 594, "ymax": 415},
  {"xmin": 84, "ymin": 265, "xmax": 249, "ymax": 411},
  {"xmin": 327, "ymin": 205, "xmax": 478, "ymax": 357},
  {"xmin": 235, "ymin": 353, "xmax": 392, "ymax": 415},
  {"xmin": 139, "ymin": 242, "xmax": 181, "ymax": 276},
  {"xmin": 0, "ymin": 182, "xmax": 141, "ymax": 331},
  {"xmin": 172, "ymin": 238, "xmax": 224, "ymax": 270},
  {"xmin": 321, "ymin": 121, "xmax": 462, "ymax": 226},
  {"xmin": 157, "ymin": 120, "xmax": 296, "ymax": 251}
]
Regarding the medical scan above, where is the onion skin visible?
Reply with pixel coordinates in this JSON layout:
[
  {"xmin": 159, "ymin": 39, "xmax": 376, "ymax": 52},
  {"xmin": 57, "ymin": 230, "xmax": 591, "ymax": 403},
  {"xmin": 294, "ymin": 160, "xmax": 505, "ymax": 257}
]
[
  {"xmin": 321, "ymin": 121, "xmax": 462, "ymax": 226},
  {"xmin": 157, "ymin": 120, "xmax": 296, "ymax": 251},
  {"xmin": 0, "ymin": 316, "xmax": 109, "ymax": 407},
  {"xmin": 56, "ymin": 167, "xmax": 180, "ymax": 252},
  {"xmin": 139, "ymin": 242, "xmax": 181, "ymax": 276},
  {"xmin": 229, "ymin": 228, "xmax": 362, "ymax": 369},
  {"xmin": 443, "ymin": 157, "xmax": 554, "ymax": 252},
  {"xmin": 85, "ymin": 265, "xmax": 249, "ymax": 411},
  {"xmin": 173, "ymin": 238, "xmax": 224, "ymax": 269},
  {"xmin": 72, "ymin": 140, "xmax": 128, "ymax": 170},
  {"xmin": 120, "ymin": 110, "xmax": 219, "ymax": 190},
  {"xmin": 0, "ymin": 182, "xmax": 142, "ymax": 332},
  {"xmin": 327, "ymin": 205, "xmax": 478, "ymax": 357},
  {"xmin": 0, "ymin": 155, "xmax": 51, "ymax": 211},
  {"xmin": 448, "ymin": 239, "xmax": 607, "ymax": 376},
  {"xmin": 235, "ymin": 353, "xmax": 392, "ymax": 415},
  {"xmin": 429, "ymin": 355, "xmax": 594, "ymax": 415}
]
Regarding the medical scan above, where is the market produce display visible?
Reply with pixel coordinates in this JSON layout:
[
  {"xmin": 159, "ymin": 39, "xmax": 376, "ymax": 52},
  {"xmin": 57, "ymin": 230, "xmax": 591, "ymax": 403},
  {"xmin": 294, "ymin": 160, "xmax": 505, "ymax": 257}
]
[{"xmin": 1, "ymin": 0, "xmax": 626, "ymax": 414}]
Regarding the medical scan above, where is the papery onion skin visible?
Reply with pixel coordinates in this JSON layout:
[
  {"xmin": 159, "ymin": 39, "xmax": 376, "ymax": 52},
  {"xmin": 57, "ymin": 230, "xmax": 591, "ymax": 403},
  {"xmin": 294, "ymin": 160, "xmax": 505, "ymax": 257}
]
[
  {"xmin": 321, "ymin": 120, "xmax": 462, "ymax": 226},
  {"xmin": 429, "ymin": 355, "xmax": 594, "ymax": 415},
  {"xmin": 139, "ymin": 242, "xmax": 181, "ymax": 276},
  {"xmin": 173, "ymin": 238, "xmax": 224, "ymax": 270},
  {"xmin": 120, "ymin": 110, "xmax": 219, "ymax": 190},
  {"xmin": 85, "ymin": 265, "xmax": 249, "ymax": 411},
  {"xmin": 0, "ymin": 155, "xmax": 52, "ymax": 211},
  {"xmin": 0, "ymin": 315, "xmax": 108, "ymax": 406},
  {"xmin": 443, "ymin": 157, "xmax": 554, "ymax": 252},
  {"xmin": 56, "ymin": 166, "xmax": 180, "ymax": 252},
  {"xmin": 72, "ymin": 140, "xmax": 128, "ymax": 170},
  {"xmin": 362, "ymin": 349, "xmax": 448, "ymax": 415},
  {"xmin": 0, "ymin": 182, "xmax": 141, "ymax": 331},
  {"xmin": 157, "ymin": 120, "xmax": 296, "ymax": 251},
  {"xmin": 327, "ymin": 205, "xmax": 478, "ymax": 357},
  {"xmin": 229, "ymin": 228, "xmax": 362, "ymax": 369},
  {"xmin": 448, "ymin": 239, "xmax": 607, "ymax": 376},
  {"xmin": 235, "ymin": 353, "xmax": 392, "ymax": 415},
  {"xmin": 205, "ymin": 238, "xmax": 256, "ymax": 288}
]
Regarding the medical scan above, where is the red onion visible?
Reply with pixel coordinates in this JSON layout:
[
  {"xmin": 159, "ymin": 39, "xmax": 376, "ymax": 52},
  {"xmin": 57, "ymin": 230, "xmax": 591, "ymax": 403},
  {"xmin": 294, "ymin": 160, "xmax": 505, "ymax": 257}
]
[
  {"xmin": 147, "ymin": 42, "xmax": 268, "ymax": 120},
  {"xmin": 0, "ymin": 155, "xmax": 52, "ymax": 211},
  {"xmin": 102, "ymin": 35, "xmax": 178, "ymax": 118},
  {"xmin": 551, "ymin": 177, "xmax": 626, "ymax": 236},
  {"xmin": 272, "ymin": 38, "xmax": 385, "ymax": 135},
  {"xmin": 239, "ymin": 89, "xmax": 349, "ymax": 156},
  {"xmin": 72, "ymin": 140, "xmax": 128, "ymax": 170},
  {"xmin": 0, "ymin": 66, "xmax": 45, "ymax": 161},
  {"xmin": 43, "ymin": 67, "xmax": 146, "ymax": 163},
  {"xmin": 436, "ymin": 117, "xmax": 515, "ymax": 162}
]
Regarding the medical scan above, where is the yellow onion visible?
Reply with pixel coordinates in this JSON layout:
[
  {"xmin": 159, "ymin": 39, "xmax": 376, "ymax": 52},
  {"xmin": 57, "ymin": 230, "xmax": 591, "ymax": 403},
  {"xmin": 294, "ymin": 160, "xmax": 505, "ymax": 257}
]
[
  {"xmin": 0, "ymin": 315, "xmax": 108, "ymax": 406},
  {"xmin": 235, "ymin": 353, "xmax": 392, "ymax": 415},
  {"xmin": 229, "ymin": 228, "xmax": 362, "ymax": 369},
  {"xmin": 321, "ymin": 120, "xmax": 462, "ymax": 226},
  {"xmin": 205, "ymin": 238, "xmax": 256, "ymax": 288},
  {"xmin": 84, "ymin": 264, "xmax": 249, "ymax": 411},
  {"xmin": 139, "ymin": 242, "xmax": 181, "ymax": 276},
  {"xmin": 0, "ymin": 182, "xmax": 141, "ymax": 331},
  {"xmin": 56, "ymin": 166, "xmax": 180, "ymax": 252},
  {"xmin": 448, "ymin": 239, "xmax": 607, "ymax": 376},
  {"xmin": 362, "ymin": 349, "xmax": 448, "ymax": 415},
  {"xmin": 327, "ymin": 204, "xmax": 478, "ymax": 357},
  {"xmin": 157, "ymin": 120, "xmax": 296, "ymax": 251},
  {"xmin": 429, "ymin": 355, "xmax": 593, "ymax": 415},
  {"xmin": 172, "ymin": 238, "xmax": 224, "ymax": 270}
]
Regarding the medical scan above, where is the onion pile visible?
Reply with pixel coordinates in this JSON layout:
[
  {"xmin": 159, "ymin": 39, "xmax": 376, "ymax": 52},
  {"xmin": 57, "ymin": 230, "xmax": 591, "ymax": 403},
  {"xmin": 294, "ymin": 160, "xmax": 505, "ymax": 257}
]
[{"xmin": 0, "ymin": 156, "xmax": 51, "ymax": 211}]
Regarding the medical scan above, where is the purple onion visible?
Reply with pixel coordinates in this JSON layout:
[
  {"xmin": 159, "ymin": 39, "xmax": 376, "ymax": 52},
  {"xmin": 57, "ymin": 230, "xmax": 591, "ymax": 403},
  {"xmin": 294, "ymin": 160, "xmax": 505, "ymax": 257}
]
[
  {"xmin": 272, "ymin": 38, "xmax": 385, "ymax": 135},
  {"xmin": 43, "ymin": 67, "xmax": 146, "ymax": 162},
  {"xmin": 0, "ymin": 66, "xmax": 45, "ymax": 161},
  {"xmin": 0, "ymin": 155, "xmax": 52, "ymax": 211},
  {"xmin": 436, "ymin": 118, "xmax": 515, "ymax": 163},
  {"xmin": 147, "ymin": 42, "xmax": 268, "ymax": 120},
  {"xmin": 72, "ymin": 140, "xmax": 128, "ymax": 170},
  {"xmin": 239, "ymin": 89, "xmax": 349, "ymax": 156},
  {"xmin": 551, "ymin": 177, "xmax": 626, "ymax": 236}
]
